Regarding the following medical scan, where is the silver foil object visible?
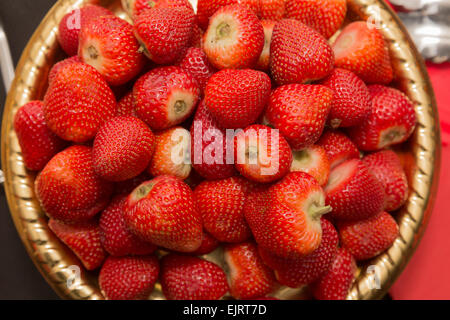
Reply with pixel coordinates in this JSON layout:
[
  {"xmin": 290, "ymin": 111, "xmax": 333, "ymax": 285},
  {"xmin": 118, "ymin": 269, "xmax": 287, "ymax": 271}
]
[{"xmin": 391, "ymin": 0, "xmax": 450, "ymax": 62}]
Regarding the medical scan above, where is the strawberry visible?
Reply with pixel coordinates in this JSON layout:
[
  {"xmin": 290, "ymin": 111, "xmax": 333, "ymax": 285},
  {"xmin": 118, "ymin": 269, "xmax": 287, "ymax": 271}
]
[
  {"xmin": 194, "ymin": 176, "xmax": 256, "ymax": 243},
  {"xmin": 347, "ymin": 85, "xmax": 416, "ymax": 151},
  {"xmin": 122, "ymin": 0, "xmax": 194, "ymax": 20},
  {"xmin": 203, "ymin": 4, "xmax": 264, "ymax": 69},
  {"xmin": 177, "ymin": 47, "xmax": 216, "ymax": 93},
  {"xmin": 256, "ymin": 20, "xmax": 276, "ymax": 71},
  {"xmin": 259, "ymin": 218, "xmax": 338, "ymax": 288},
  {"xmin": 48, "ymin": 219, "xmax": 106, "ymax": 270},
  {"xmin": 190, "ymin": 231, "xmax": 220, "ymax": 255},
  {"xmin": 197, "ymin": 0, "xmax": 235, "ymax": 29},
  {"xmin": 133, "ymin": 7, "xmax": 195, "ymax": 64},
  {"xmin": 332, "ymin": 21, "xmax": 393, "ymax": 84},
  {"xmin": 99, "ymin": 255, "xmax": 160, "ymax": 300},
  {"xmin": 285, "ymin": 0, "xmax": 346, "ymax": 39},
  {"xmin": 93, "ymin": 116, "xmax": 155, "ymax": 182},
  {"xmin": 325, "ymin": 159, "xmax": 385, "ymax": 221},
  {"xmin": 224, "ymin": 242, "xmax": 277, "ymax": 299},
  {"xmin": 79, "ymin": 15, "xmax": 145, "ymax": 86},
  {"xmin": 99, "ymin": 195, "xmax": 157, "ymax": 256},
  {"xmin": 58, "ymin": 4, "xmax": 113, "ymax": 56},
  {"xmin": 13, "ymin": 101, "xmax": 67, "ymax": 171},
  {"xmin": 270, "ymin": 19, "xmax": 334, "ymax": 86},
  {"xmin": 290, "ymin": 145, "xmax": 330, "ymax": 186},
  {"xmin": 265, "ymin": 84, "xmax": 332, "ymax": 150},
  {"xmin": 43, "ymin": 62, "xmax": 117, "ymax": 143},
  {"xmin": 245, "ymin": 172, "xmax": 332, "ymax": 259},
  {"xmin": 36, "ymin": 146, "xmax": 113, "ymax": 222},
  {"xmin": 48, "ymin": 56, "xmax": 81, "ymax": 85},
  {"xmin": 316, "ymin": 129, "xmax": 360, "ymax": 169},
  {"xmin": 204, "ymin": 69, "xmax": 271, "ymax": 129},
  {"xmin": 124, "ymin": 175, "xmax": 203, "ymax": 252},
  {"xmin": 190, "ymin": 101, "xmax": 237, "ymax": 180},
  {"xmin": 311, "ymin": 248, "xmax": 356, "ymax": 300},
  {"xmin": 133, "ymin": 66, "xmax": 200, "ymax": 131},
  {"xmin": 320, "ymin": 68, "xmax": 371, "ymax": 128},
  {"xmin": 117, "ymin": 90, "xmax": 136, "ymax": 116},
  {"xmin": 338, "ymin": 211, "xmax": 399, "ymax": 261},
  {"xmin": 363, "ymin": 150, "xmax": 409, "ymax": 211},
  {"xmin": 234, "ymin": 124, "xmax": 293, "ymax": 183},
  {"xmin": 160, "ymin": 254, "xmax": 228, "ymax": 300},
  {"xmin": 260, "ymin": 0, "xmax": 286, "ymax": 20},
  {"xmin": 148, "ymin": 127, "xmax": 192, "ymax": 180}
]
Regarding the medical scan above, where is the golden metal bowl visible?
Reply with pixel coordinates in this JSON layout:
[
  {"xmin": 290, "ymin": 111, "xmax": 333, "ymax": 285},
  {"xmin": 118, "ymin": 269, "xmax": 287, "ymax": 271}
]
[{"xmin": 1, "ymin": 0, "xmax": 441, "ymax": 300}]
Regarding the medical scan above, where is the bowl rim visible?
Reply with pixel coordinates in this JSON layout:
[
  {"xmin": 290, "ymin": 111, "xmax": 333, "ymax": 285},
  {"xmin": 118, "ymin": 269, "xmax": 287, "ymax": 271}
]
[{"xmin": 1, "ymin": 0, "xmax": 441, "ymax": 300}]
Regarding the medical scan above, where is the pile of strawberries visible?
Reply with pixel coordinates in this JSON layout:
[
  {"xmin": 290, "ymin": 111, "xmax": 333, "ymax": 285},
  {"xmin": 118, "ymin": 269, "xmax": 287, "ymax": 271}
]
[{"xmin": 13, "ymin": 0, "xmax": 416, "ymax": 300}]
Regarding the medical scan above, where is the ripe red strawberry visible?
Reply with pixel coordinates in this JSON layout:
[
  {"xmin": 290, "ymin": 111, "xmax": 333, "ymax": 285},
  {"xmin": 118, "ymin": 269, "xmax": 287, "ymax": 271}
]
[
  {"xmin": 48, "ymin": 219, "xmax": 106, "ymax": 270},
  {"xmin": 363, "ymin": 150, "xmax": 409, "ymax": 211},
  {"xmin": 48, "ymin": 56, "xmax": 81, "ymax": 85},
  {"xmin": 256, "ymin": 20, "xmax": 276, "ymax": 71},
  {"xmin": 270, "ymin": 19, "xmax": 334, "ymax": 85},
  {"xmin": 190, "ymin": 101, "xmax": 236, "ymax": 180},
  {"xmin": 203, "ymin": 4, "xmax": 264, "ymax": 69},
  {"xmin": 36, "ymin": 146, "xmax": 113, "ymax": 222},
  {"xmin": 117, "ymin": 90, "xmax": 136, "ymax": 116},
  {"xmin": 197, "ymin": 0, "xmax": 235, "ymax": 29},
  {"xmin": 259, "ymin": 218, "xmax": 338, "ymax": 288},
  {"xmin": 122, "ymin": 0, "xmax": 194, "ymax": 20},
  {"xmin": 58, "ymin": 4, "xmax": 113, "ymax": 56},
  {"xmin": 160, "ymin": 254, "xmax": 228, "ymax": 300},
  {"xmin": 285, "ymin": 0, "xmax": 346, "ymax": 39},
  {"xmin": 325, "ymin": 159, "xmax": 385, "ymax": 221},
  {"xmin": 332, "ymin": 21, "xmax": 393, "ymax": 84},
  {"xmin": 177, "ymin": 47, "xmax": 216, "ymax": 93},
  {"xmin": 320, "ymin": 68, "xmax": 371, "ymax": 128},
  {"xmin": 190, "ymin": 231, "xmax": 220, "ymax": 255},
  {"xmin": 124, "ymin": 175, "xmax": 203, "ymax": 252},
  {"xmin": 316, "ymin": 129, "xmax": 360, "ymax": 169},
  {"xmin": 265, "ymin": 84, "xmax": 332, "ymax": 150},
  {"xmin": 338, "ymin": 211, "xmax": 399, "ymax": 261},
  {"xmin": 234, "ymin": 124, "xmax": 293, "ymax": 183},
  {"xmin": 93, "ymin": 116, "xmax": 155, "ymax": 182},
  {"xmin": 205, "ymin": 69, "xmax": 271, "ymax": 129},
  {"xmin": 148, "ymin": 127, "xmax": 192, "ymax": 180},
  {"xmin": 245, "ymin": 172, "xmax": 332, "ymax": 259},
  {"xmin": 224, "ymin": 242, "xmax": 277, "ymax": 299},
  {"xmin": 347, "ymin": 85, "xmax": 417, "ymax": 151},
  {"xmin": 99, "ymin": 195, "xmax": 157, "ymax": 256},
  {"xmin": 260, "ymin": 0, "xmax": 286, "ymax": 20},
  {"xmin": 43, "ymin": 62, "xmax": 117, "ymax": 143},
  {"xmin": 194, "ymin": 176, "xmax": 256, "ymax": 243},
  {"xmin": 13, "ymin": 101, "xmax": 67, "ymax": 171},
  {"xmin": 79, "ymin": 15, "xmax": 145, "ymax": 86},
  {"xmin": 99, "ymin": 255, "xmax": 160, "ymax": 300},
  {"xmin": 290, "ymin": 145, "xmax": 330, "ymax": 186},
  {"xmin": 311, "ymin": 248, "xmax": 356, "ymax": 300},
  {"xmin": 133, "ymin": 66, "xmax": 200, "ymax": 131},
  {"xmin": 134, "ymin": 7, "xmax": 195, "ymax": 64}
]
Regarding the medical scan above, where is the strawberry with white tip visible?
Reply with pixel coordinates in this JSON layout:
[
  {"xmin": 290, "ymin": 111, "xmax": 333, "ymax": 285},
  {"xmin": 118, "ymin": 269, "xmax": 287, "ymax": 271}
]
[
  {"xmin": 225, "ymin": 242, "xmax": 277, "ymax": 299},
  {"xmin": 290, "ymin": 145, "xmax": 331, "ymax": 186}
]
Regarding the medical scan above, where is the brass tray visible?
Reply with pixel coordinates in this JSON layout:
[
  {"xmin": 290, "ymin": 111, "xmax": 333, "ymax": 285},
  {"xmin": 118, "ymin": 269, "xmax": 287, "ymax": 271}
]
[{"xmin": 1, "ymin": 0, "xmax": 441, "ymax": 300}]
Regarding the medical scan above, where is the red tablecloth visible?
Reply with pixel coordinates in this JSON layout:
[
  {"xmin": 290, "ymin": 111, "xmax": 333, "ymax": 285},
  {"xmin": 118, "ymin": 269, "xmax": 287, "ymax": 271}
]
[{"xmin": 390, "ymin": 62, "xmax": 450, "ymax": 300}]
